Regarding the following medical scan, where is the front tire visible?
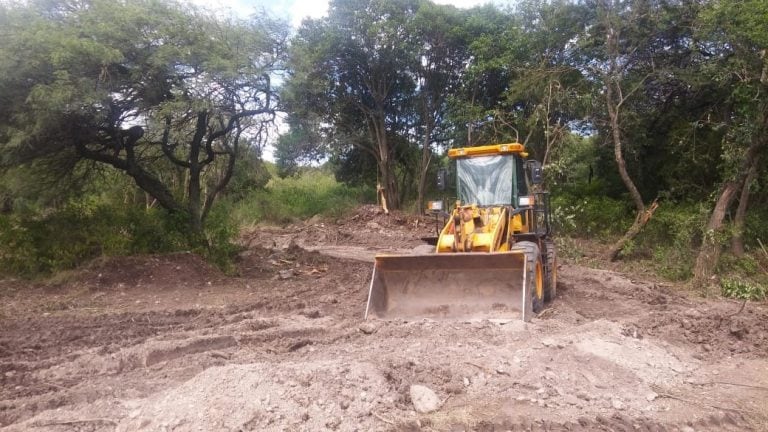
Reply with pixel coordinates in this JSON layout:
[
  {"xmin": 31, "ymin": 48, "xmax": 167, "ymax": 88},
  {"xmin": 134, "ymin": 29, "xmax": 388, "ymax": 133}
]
[
  {"xmin": 511, "ymin": 241, "xmax": 544, "ymax": 316},
  {"xmin": 543, "ymin": 239, "xmax": 557, "ymax": 302}
]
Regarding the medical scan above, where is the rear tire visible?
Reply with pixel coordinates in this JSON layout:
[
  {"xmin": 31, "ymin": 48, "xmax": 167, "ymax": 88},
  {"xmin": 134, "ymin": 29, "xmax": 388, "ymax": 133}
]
[{"xmin": 543, "ymin": 239, "xmax": 557, "ymax": 302}]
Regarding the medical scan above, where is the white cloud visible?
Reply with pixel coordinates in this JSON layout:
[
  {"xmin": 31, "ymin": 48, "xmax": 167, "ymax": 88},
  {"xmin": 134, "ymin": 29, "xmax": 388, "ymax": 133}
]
[
  {"xmin": 285, "ymin": 0, "xmax": 329, "ymax": 27},
  {"xmin": 192, "ymin": 0, "xmax": 510, "ymax": 27}
]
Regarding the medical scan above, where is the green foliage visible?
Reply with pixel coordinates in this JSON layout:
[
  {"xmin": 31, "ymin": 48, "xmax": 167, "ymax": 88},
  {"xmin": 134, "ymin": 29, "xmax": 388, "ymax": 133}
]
[
  {"xmin": 198, "ymin": 203, "xmax": 240, "ymax": 273},
  {"xmin": 619, "ymin": 239, "xmax": 637, "ymax": 258},
  {"xmin": 551, "ymin": 189, "xmax": 632, "ymax": 239},
  {"xmin": 637, "ymin": 204, "xmax": 707, "ymax": 280},
  {"xmin": 0, "ymin": 0, "xmax": 286, "ymax": 235},
  {"xmin": 553, "ymin": 236, "xmax": 585, "ymax": 261},
  {"xmin": 0, "ymin": 193, "xmax": 244, "ymax": 277},
  {"xmin": 232, "ymin": 168, "xmax": 373, "ymax": 225},
  {"xmin": 544, "ymin": 135, "xmax": 598, "ymax": 188},
  {"xmin": 223, "ymin": 149, "xmax": 272, "ymax": 203},
  {"xmin": 718, "ymin": 254, "xmax": 760, "ymax": 276},
  {"xmin": 720, "ymin": 278, "xmax": 767, "ymax": 301},
  {"xmin": 1, "ymin": 0, "xmax": 767, "ymax": 285},
  {"xmin": 0, "ymin": 202, "xmax": 188, "ymax": 277},
  {"xmin": 744, "ymin": 208, "xmax": 768, "ymax": 251}
]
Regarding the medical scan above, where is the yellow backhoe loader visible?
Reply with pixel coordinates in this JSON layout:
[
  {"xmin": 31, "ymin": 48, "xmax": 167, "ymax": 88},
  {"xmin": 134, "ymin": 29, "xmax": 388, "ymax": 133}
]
[{"xmin": 365, "ymin": 143, "xmax": 556, "ymax": 321}]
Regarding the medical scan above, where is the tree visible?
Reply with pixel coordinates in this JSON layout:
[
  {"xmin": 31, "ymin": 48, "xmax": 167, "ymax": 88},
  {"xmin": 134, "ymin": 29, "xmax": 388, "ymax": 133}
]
[
  {"xmin": 285, "ymin": 0, "xmax": 420, "ymax": 210},
  {"xmin": 447, "ymin": 5, "xmax": 516, "ymax": 146},
  {"xmin": 691, "ymin": 0, "xmax": 768, "ymax": 290},
  {"xmin": 411, "ymin": 3, "xmax": 469, "ymax": 212},
  {"xmin": 503, "ymin": 0, "xmax": 593, "ymax": 165},
  {"xmin": 583, "ymin": 0, "xmax": 663, "ymax": 261},
  {"xmin": 273, "ymin": 114, "xmax": 327, "ymax": 178},
  {"xmin": 0, "ymin": 0, "xmax": 287, "ymax": 238}
]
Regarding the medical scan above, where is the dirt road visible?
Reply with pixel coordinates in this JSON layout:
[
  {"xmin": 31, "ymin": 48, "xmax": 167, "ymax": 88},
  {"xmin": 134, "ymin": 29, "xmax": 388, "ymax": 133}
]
[{"xmin": 1, "ymin": 207, "xmax": 767, "ymax": 431}]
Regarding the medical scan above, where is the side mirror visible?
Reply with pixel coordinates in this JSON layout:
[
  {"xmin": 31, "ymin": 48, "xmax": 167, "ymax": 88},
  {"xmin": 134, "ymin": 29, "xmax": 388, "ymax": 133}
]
[
  {"xmin": 436, "ymin": 168, "xmax": 447, "ymax": 191},
  {"xmin": 528, "ymin": 160, "xmax": 543, "ymax": 185}
]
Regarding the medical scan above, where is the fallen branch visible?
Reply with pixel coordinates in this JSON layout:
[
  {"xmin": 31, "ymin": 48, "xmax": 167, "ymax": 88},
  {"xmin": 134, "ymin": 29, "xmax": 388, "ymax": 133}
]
[
  {"xmin": 687, "ymin": 381, "xmax": 768, "ymax": 391},
  {"xmin": 537, "ymin": 308, "xmax": 555, "ymax": 319},
  {"xmin": 650, "ymin": 385, "xmax": 757, "ymax": 415},
  {"xmin": 372, "ymin": 411, "xmax": 395, "ymax": 425},
  {"xmin": 758, "ymin": 238, "xmax": 768, "ymax": 260},
  {"xmin": 43, "ymin": 381, "xmax": 68, "ymax": 391},
  {"xmin": 36, "ymin": 418, "xmax": 117, "ymax": 427},
  {"xmin": 464, "ymin": 362, "xmax": 491, "ymax": 374},
  {"xmin": 725, "ymin": 300, "xmax": 747, "ymax": 318}
]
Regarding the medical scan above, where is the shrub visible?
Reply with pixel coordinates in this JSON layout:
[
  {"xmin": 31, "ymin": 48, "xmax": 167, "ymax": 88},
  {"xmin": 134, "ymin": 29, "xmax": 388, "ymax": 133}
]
[
  {"xmin": 199, "ymin": 203, "xmax": 240, "ymax": 273},
  {"xmin": 551, "ymin": 191, "xmax": 632, "ymax": 239},
  {"xmin": 0, "ymin": 201, "xmax": 192, "ymax": 277},
  {"xmin": 232, "ymin": 168, "xmax": 373, "ymax": 225},
  {"xmin": 636, "ymin": 203, "xmax": 707, "ymax": 280},
  {"xmin": 721, "ymin": 278, "xmax": 767, "ymax": 301}
]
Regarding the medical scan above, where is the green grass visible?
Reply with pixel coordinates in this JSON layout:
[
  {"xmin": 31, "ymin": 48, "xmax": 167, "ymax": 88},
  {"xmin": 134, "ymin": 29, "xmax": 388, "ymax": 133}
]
[{"xmin": 231, "ymin": 168, "xmax": 374, "ymax": 225}]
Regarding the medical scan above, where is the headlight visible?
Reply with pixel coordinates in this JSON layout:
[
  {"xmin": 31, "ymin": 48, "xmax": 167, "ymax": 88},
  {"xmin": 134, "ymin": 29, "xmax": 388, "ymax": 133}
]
[{"xmin": 427, "ymin": 200, "xmax": 443, "ymax": 211}]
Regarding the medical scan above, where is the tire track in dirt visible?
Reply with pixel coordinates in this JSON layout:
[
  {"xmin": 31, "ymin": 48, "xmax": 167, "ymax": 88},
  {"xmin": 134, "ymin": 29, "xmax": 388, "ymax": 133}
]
[{"xmin": 1, "ymin": 216, "xmax": 767, "ymax": 431}]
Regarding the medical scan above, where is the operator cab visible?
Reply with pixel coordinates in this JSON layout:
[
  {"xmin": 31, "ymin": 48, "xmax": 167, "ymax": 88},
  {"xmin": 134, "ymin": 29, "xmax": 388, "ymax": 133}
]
[{"xmin": 448, "ymin": 143, "xmax": 532, "ymax": 209}]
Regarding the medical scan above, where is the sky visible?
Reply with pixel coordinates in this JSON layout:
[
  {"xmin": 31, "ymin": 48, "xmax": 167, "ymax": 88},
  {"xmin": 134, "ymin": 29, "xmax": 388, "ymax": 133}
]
[{"xmin": 195, "ymin": 0, "xmax": 507, "ymax": 28}]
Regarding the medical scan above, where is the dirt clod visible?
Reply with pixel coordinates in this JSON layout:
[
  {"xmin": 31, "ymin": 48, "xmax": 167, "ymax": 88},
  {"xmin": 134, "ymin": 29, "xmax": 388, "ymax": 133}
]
[{"xmin": 358, "ymin": 322, "xmax": 379, "ymax": 335}]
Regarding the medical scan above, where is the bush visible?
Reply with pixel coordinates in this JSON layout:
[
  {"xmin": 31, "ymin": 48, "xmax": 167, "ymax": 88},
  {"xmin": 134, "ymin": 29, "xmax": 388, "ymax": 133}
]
[
  {"xmin": 743, "ymin": 208, "xmax": 768, "ymax": 251},
  {"xmin": 199, "ymin": 203, "xmax": 240, "ymax": 273},
  {"xmin": 0, "ymin": 201, "xmax": 191, "ymax": 277},
  {"xmin": 0, "ymin": 167, "xmax": 370, "ymax": 278},
  {"xmin": 721, "ymin": 277, "xmax": 767, "ymax": 301},
  {"xmin": 637, "ymin": 203, "xmax": 707, "ymax": 280},
  {"xmin": 551, "ymin": 189, "xmax": 632, "ymax": 239},
  {"xmin": 232, "ymin": 168, "xmax": 373, "ymax": 225}
]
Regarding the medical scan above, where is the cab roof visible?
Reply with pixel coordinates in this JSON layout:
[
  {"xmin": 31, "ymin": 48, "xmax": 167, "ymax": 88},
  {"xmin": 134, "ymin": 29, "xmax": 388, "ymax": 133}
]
[{"xmin": 447, "ymin": 143, "xmax": 527, "ymax": 159}]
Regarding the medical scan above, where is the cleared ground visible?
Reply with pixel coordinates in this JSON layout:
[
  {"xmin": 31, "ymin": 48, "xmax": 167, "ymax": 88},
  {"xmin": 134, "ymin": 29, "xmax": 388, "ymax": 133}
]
[{"xmin": 1, "ymin": 206, "xmax": 767, "ymax": 431}]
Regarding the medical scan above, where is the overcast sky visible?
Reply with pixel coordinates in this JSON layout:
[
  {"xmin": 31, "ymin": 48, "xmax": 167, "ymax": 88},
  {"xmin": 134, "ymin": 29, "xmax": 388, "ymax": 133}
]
[{"xmin": 194, "ymin": 0, "xmax": 509, "ymax": 27}]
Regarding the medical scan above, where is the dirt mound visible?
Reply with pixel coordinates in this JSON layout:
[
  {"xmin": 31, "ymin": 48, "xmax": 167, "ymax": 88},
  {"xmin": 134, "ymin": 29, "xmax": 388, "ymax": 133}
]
[
  {"xmin": 259, "ymin": 204, "xmax": 437, "ymax": 251},
  {"xmin": 50, "ymin": 253, "xmax": 224, "ymax": 292},
  {"xmin": 635, "ymin": 302, "xmax": 768, "ymax": 359},
  {"xmin": 237, "ymin": 244, "xmax": 331, "ymax": 280},
  {"xmin": 344, "ymin": 204, "xmax": 426, "ymax": 228}
]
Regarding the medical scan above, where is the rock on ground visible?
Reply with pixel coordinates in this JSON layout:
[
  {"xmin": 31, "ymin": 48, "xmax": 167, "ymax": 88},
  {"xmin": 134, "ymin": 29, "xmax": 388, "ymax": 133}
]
[{"xmin": 410, "ymin": 384, "xmax": 441, "ymax": 413}]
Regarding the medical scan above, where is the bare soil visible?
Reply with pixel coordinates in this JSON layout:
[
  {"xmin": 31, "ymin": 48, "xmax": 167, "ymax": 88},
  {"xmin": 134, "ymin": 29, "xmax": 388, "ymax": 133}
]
[{"xmin": 1, "ymin": 205, "xmax": 767, "ymax": 432}]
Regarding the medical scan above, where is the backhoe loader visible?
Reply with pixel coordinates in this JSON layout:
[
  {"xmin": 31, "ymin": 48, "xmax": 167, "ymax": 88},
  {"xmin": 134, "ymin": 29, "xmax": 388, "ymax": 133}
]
[{"xmin": 365, "ymin": 143, "xmax": 556, "ymax": 322}]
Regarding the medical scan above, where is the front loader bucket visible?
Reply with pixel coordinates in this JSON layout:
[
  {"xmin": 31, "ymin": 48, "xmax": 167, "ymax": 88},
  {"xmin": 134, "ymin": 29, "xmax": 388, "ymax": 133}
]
[{"xmin": 365, "ymin": 251, "xmax": 534, "ymax": 322}]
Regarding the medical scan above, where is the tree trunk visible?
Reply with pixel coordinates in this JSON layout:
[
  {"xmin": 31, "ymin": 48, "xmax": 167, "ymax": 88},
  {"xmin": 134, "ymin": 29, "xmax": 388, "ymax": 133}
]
[
  {"xmin": 416, "ymin": 117, "xmax": 433, "ymax": 215},
  {"xmin": 382, "ymin": 160, "xmax": 399, "ymax": 210},
  {"xmin": 76, "ymin": 137, "xmax": 185, "ymax": 216},
  {"xmin": 597, "ymin": 4, "xmax": 657, "ymax": 261},
  {"xmin": 187, "ymin": 112, "xmax": 207, "ymax": 237},
  {"xmin": 603, "ymin": 79, "xmax": 653, "ymax": 261},
  {"xmin": 371, "ymin": 113, "xmax": 400, "ymax": 211},
  {"xmin": 692, "ymin": 181, "xmax": 741, "ymax": 293},
  {"xmin": 731, "ymin": 162, "xmax": 757, "ymax": 257},
  {"xmin": 605, "ymin": 201, "xmax": 659, "ymax": 261},
  {"xmin": 693, "ymin": 120, "xmax": 766, "ymax": 291}
]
